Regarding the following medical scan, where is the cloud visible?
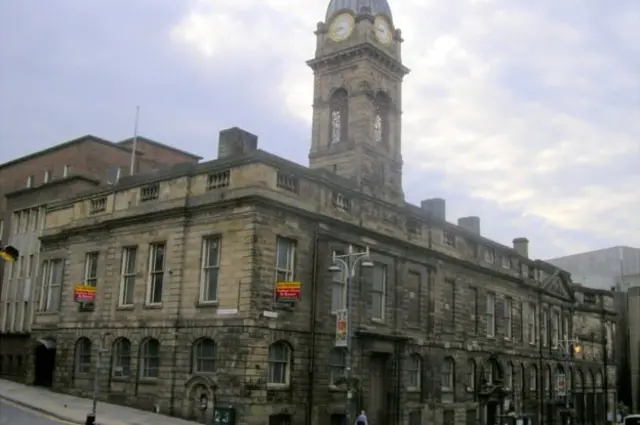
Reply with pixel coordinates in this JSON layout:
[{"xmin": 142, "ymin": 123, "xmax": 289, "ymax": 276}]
[{"xmin": 171, "ymin": 0, "xmax": 640, "ymax": 256}]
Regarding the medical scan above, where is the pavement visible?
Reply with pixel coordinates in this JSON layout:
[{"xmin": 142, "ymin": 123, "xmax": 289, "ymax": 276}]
[{"xmin": 0, "ymin": 379, "xmax": 197, "ymax": 425}]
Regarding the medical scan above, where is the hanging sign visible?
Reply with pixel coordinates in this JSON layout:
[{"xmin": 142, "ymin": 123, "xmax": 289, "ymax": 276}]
[
  {"xmin": 275, "ymin": 281, "xmax": 301, "ymax": 301},
  {"xmin": 74, "ymin": 284, "xmax": 96, "ymax": 303},
  {"xmin": 335, "ymin": 308, "xmax": 348, "ymax": 347}
]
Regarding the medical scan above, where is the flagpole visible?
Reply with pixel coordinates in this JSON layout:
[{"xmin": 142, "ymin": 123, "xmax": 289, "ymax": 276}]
[{"xmin": 129, "ymin": 106, "xmax": 140, "ymax": 176}]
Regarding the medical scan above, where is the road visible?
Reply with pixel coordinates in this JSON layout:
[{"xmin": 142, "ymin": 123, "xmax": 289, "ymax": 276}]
[{"xmin": 0, "ymin": 399, "xmax": 76, "ymax": 425}]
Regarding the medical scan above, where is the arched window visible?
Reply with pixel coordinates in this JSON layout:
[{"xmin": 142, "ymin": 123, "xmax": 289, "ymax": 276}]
[
  {"xmin": 373, "ymin": 92, "xmax": 390, "ymax": 144},
  {"xmin": 74, "ymin": 337, "xmax": 92, "ymax": 375},
  {"xmin": 329, "ymin": 89, "xmax": 348, "ymax": 145},
  {"xmin": 485, "ymin": 358, "xmax": 501, "ymax": 385},
  {"xmin": 595, "ymin": 371, "xmax": 603, "ymax": 388},
  {"xmin": 192, "ymin": 338, "xmax": 216, "ymax": 373},
  {"xmin": 268, "ymin": 341, "xmax": 292, "ymax": 385},
  {"xmin": 468, "ymin": 359, "xmax": 476, "ymax": 390},
  {"xmin": 545, "ymin": 364, "xmax": 552, "ymax": 395},
  {"xmin": 586, "ymin": 370, "xmax": 594, "ymax": 391},
  {"xmin": 575, "ymin": 369, "xmax": 584, "ymax": 391},
  {"xmin": 329, "ymin": 348, "xmax": 346, "ymax": 386},
  {"xmin": 441, "ymin": 357, "xmax": 455, "ymax": 391},
  {"xmin": 407, "ymin": 354, "xmax": 421, "ymax": 389},
  {"xmin": 529, "ymin": 365, "xmax": 538, "ymax": 391},
  {"xmin": 139, "ymin": 338, "xmax": 160, "ymax": 379},
  {"xmin": 112, "ymin": 338, "xmax": 131, "ymax": 377}
]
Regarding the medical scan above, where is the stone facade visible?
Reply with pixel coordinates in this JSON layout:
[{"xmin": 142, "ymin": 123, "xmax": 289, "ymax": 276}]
[{"xmin": 24, "ymin": 1, "xmax": 616, "ymax": 425}]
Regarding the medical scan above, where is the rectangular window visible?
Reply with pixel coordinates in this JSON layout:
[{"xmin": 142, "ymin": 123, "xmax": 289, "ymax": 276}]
[
  {"xmin": 17, "ymin": 256, "xmax": 24, "ymax": 278},
  {"xmin": 275, "ymin": 237, "xmax": 296, "ymax": 284},
  {"xmin": 119, "ymin": 247, "xmax": 137, "ymax": 306},
  {"xmin": 443, "ymin": 278, "xmax": 455, "ymax": 332},
  {"xmin": 44, "ymin": 170, "xmax": 51, "ymax": 183},
  {"xmin": 331, "ymin": 250, "xmax": 346, "ymax": 312},
  {"xmin": 470, "ymin": 287, "xmax": 479, "ymax": 334},
  {"xmin": 84, "ymin": 253, "xmax": 99, "ymax": 287},
  {"xmin": 371, "ymin": 263, "xmax": 386, "ymax": 320},
  {"xmin": 406, "ymin": 271, "xmax": 421, "ymax": 326},
  {"xmin": 26, "ymin": 175, "xmax": 33, "ymax": 188},
  {"xmin": 528, "ymin": 302, "xmax": 537, "ymax": 344},
  {"xmin": 27, "ymin": 254, "xmax": 34, "ymax": 278},
  {"xmin": 504, "ymin": 297, "xmax": 513, "ymax": 339},
  {"xmin": 40, "ymin": 259, "xmax": 63, "ymax": 312},
  {"xmin": 541, "ymin": 307, "xmax": 549, "ymax": 347},
  {"xmin": 486, "ymin": 292, "xmax": 495, "ymax": 337},
  {"xmin": 200, "ymin": 237, "xmax": 221, "ymax": 303},
  {"xmin": 484, "ymin": 247, "xmax": 495, "ymax": 264},
  {"xmin": 563, "ymin": 316, "xmax": 570, "ymax": 353},
  {"xmin": 63, "ymin": 165, "xmax": 70, "ymax": 177},
  {"xmin": 552, "ymin": 310, "xmax": 560, "ymax": 348},
  {"xmin": 146, "ymin": 243, "xmax": 165, "ymax": 304},
  {"xmin": 32, "ymin": 209, "xmax": 39, "ymax": 231},
  {"xmin": 443, "ymin": 231, "xmax": 455, "ymax": 247}
]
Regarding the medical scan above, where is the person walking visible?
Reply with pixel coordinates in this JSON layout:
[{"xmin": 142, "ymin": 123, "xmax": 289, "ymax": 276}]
[{"xmin": 355, "ymin": 410, "xmax": 368, "ymax": 425}]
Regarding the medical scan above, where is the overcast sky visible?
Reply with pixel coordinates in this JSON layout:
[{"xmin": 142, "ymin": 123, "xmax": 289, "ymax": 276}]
[{"xmin": 0, "ymin": 0, "xmax": 638, "ymax": 260}]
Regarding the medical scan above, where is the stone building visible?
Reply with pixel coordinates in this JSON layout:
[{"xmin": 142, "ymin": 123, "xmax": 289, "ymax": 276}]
[
  {"xmin": 27, "ymin": 1, "xmax": 616, "ymax": 425},
  {"xmin": 0, "ymin": 134, "xmax": 201, "ymax": 382}
]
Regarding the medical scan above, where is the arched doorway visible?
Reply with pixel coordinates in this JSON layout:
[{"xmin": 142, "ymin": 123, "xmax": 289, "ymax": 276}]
[{"xmin": 33, "ymin": 337, "xmax": 56, "ymax": 387}]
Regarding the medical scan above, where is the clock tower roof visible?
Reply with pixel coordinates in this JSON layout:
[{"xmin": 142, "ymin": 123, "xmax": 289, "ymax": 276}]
[{"xmin": 325, "ymin": 0, "xmax": 393, "ymax": 22}]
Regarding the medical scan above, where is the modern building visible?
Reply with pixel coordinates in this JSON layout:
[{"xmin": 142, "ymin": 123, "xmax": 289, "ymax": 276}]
[
  {"xmin": 25, "ymin": 1, "xmax": 616, "ymax": 425},
  {"xmin": 0, "ymin": 134, "xmax": 201, "ymax": 382},
  {"xmin": 547, "ymin": 246, "xmax": 640, "ymax": 292}
]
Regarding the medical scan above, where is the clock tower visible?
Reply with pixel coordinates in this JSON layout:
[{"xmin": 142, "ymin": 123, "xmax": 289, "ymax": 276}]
[{"xmin": 307, "ymin": 0, "xmax": 409, "ymax": 204}]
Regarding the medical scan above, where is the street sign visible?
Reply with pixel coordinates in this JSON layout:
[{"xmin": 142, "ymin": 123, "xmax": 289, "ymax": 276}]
[
  {"xmin": 74, "ymin": 284, "xmax": 96, "ymax": 303},
  {"xmin": 335, "ymin": 309, "xmax": 348, "ymax": 347},
  {"xmin": 275, "ymin": 281, "xmax": 301, "ymax": 302}
]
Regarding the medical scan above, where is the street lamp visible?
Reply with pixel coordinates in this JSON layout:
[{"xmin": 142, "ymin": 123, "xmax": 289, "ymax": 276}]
[
  {"xmin": 557, "ymin": 338, "xmax": 583, "ymax": 425},
  {"xmin": 0, "ymin": 245, "xmax": 19, "ymax": 262},
  {"xmin": 86, "ymin": 332, "xmax": 112, "ymax": 425},
  {"xmin": 328, "ymin": 245, "xmax": 373, "ymax": 425}
]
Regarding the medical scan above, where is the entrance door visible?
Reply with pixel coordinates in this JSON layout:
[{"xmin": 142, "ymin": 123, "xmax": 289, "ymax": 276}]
[
  {"xmin": 34, "ymin": 343, "xmax": 56, "ymax": 387},
  {"xmin": 486, "ymin": 401, "xmax": 498, "ymax": 425},
  {"xmin": 368, "ymin": 354, "xmax": 388, "ymax": 425}
]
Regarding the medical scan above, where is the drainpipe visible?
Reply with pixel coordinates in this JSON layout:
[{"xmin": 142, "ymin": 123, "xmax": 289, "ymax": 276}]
[
  {"xmin": 168, "ymin": 172, "xmax": 192, "ymax": 416},
  {"xmin": 306, "ymin": 225, "xmax": 320, "ymax": 425}
]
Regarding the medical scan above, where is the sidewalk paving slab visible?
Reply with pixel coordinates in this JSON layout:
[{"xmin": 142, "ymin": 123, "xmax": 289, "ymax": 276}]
[{"xmin": 0, "ymin": 378, "xmax": 197, "ymax": 425}]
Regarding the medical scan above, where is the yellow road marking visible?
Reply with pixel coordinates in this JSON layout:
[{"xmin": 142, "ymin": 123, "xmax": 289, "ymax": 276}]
[{"xmin": 1, "ymin": 398, "xmax": 78, "ymax": 425}]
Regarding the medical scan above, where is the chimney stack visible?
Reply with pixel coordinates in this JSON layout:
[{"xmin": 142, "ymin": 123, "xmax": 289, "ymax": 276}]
[
  {"xmin": 458, "ymin": 216, "xmax": 480, "ymax": 235},
  {"xmin": 420, "ymin": 198, "xmax": 446, "ymax": 221},
  {"xmin": 513, "ymin": 237, "xmax": 529, "ymax": 257},
  {"xmin": 218, "ymin": 127, "xmax": 258, "ymax": 159}
]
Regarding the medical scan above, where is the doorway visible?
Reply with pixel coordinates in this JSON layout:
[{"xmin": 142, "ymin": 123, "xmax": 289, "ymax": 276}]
[
  {"xmin": 34, "ymin": 340, "xmax": 56, "ymax": 387},
  {"xmin": 368, "ymin": 354, "xmax": 389, "ymax": 425}
]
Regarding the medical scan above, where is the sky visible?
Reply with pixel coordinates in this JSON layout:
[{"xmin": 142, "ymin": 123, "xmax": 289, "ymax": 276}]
[{"xmin": 0, "ymin": 0, "xmax": 638, "ymax": 260}]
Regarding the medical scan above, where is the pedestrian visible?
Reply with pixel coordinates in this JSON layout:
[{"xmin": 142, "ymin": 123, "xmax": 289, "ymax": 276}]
[{"xmin": 355, "ymin": 410, "xmax": 368, "ymax": 425}]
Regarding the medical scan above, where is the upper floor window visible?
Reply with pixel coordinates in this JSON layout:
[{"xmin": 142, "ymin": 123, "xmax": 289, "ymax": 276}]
[
  {"xmin": 63, "ymin": 165, "xmax": 70, "ymax": 177},
  {"xmin": 84, "ymin": 253, "xmax": 99, "ymax": 287},
  {"xmin": 275, "ymin": 237, "xmax": 295, "ymax": 284},
  {"xmin": 26, "ymin": 175, "xmax": 33, "ymax": 188},
  {"xmin": 146, "ymin": 243, "xmax": 165, "ymax": 305},
  {"xmin": 504, "ymin": 297, "xmax": 513, "ymax": 339},
  {"xmin": 329, "ymin": 348, "xmax": 346, "ymax": 386},
  {"xmin": 483, "ymin": 247, "xmax": 495, "ymax": 264},
  {"xmin": 200, "ymin": 237, "xmax": 221, "ymax": 303},
  {"xmin": 372, "ymin": 263, "xmax": 387, "ymax": 320},
  {"xmin": 44, "ymin": 170, "xmax": 51, "ymax": 183},
  {"xmin": 119, "ymin": 247, "xmax": 137, "ymax": 306},
  {"xmin": 329, "ymin": 88, "xmax": 348, "ymax": 145},
  {"xmin": 485, "ymin": 292, "xmax": 496, "ymax": 337},
  {"xmin": 331, "ymin": 250, "xmax": 346, "ymax": 312},
  {"xmin": 542, "ymin": 307, "xmax": 549, "ymax": 347},
  {"xmin": 40, "ymin": 259, "xmax": 64, "ymax": 312},
  {"xmin": 441, "ymin": 357, "xmax": 455, "ymax": 391},
  {"xmin": 407, "ymin": 354, "xmax": 422, "ymax": 389},
  {"xmin": 528, "ymin": 302, "xmax": 537, "ymax": 344}
]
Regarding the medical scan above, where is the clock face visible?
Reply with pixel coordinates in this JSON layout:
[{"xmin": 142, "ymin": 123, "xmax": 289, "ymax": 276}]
[
  {"xmin": 328, "ymin": 13, "xmax": 355, "ymax": 42},
  {"xmin": 374, "ymin": 16, "xmax": 392, "ymax": 45}
]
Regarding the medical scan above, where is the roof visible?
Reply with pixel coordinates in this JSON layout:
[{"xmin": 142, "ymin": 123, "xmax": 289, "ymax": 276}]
[
  {"xmin": 116, "ymin": 136, "xmax": 203, "ymax": 161},
  {"xmin": 0, "ymin": 134, "xmax": 133, "ymax": 171},
  {"xmin": 325, "ymin": 0, "xmax": 393, "ymax": 22}
]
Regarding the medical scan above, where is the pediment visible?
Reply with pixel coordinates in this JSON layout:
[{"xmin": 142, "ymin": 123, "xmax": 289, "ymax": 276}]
[{"xmin": 543, "ymin": 272, "xmax": 574, "ymax": 301}]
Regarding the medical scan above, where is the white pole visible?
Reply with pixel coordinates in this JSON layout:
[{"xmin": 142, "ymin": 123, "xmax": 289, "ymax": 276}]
[{"xmin": 129, "ymin": 106, "xmax": 140, "ymax": 176}]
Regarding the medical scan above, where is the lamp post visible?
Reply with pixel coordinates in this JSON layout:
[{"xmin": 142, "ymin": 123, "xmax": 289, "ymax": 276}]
[
  {"xmin": 558, "ymin": 338, "xmax": 582, "ymax": 425},
  {"xmin": 86, "ymin": 332, "xmax": 111, "ymax": 425},
  {"xmin": 328, "ymin": 245, "xmax": 374, "ymax": 425}
]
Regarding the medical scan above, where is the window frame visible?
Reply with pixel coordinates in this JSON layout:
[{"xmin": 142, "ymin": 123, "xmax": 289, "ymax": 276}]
[
  {"xmin": 74, "ymin": 338, "xmax": 92, "ymax": 375},
  {"xmin": 328, "ymin": 348, "xmax": 346, "ymax": 386},
  {"xmin": 371, "ymin": 263, "xmax": 387, "ymax": 321},
  {"xmin": 146, "ymin": 243, "xmax": 166, "ymax": 305},
  {"xmin": 504, "ymin": 297, "xmax": 513, "ymax": 340},
  {"xmin": 119, "ymin": 247, "xmax": 137, "ymax": 307},
  {"xmin": 139, "ymin": 338, "xmax": 160, "ymax": 379},
  {"xmin": 441, "ymin": 358, "xmax": 455, "ymax": 391},
  {"xmin": 267, "ymin": 341, "xmax": 292, "ymax": 386},
  {"xmin": 407, "ymin": 354, "xmax": 422, "ymax": 390},
  {"xmin": 192, "ymin": 338, "xmax": 216, "ymax": 374},
  {"xmin": 200, "ymin": 237, "xmax": 221, "ymax": 304},
  {"xmin": 112, "ymin": 338, "xmax": 132, "ymax": 378},
  {"xmin": 485, "ymin": 292, "xmax": 496, "ymax": 337}
]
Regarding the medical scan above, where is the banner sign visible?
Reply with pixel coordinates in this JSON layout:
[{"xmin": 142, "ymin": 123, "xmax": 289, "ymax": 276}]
[
  {"xmin": 74, "ymin": 284, "xmax": 96, "ymax": 303},
  {"xmin": 335, "ymin": 308, "xmax": 348, "ymax": 347},
  {"xmin": 275, "ymin": 281, "xmax": 301, "ymax": 301},
  {"xmin": 556, "ymin": 373, "xmax": 566, "ymax": 396}
]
